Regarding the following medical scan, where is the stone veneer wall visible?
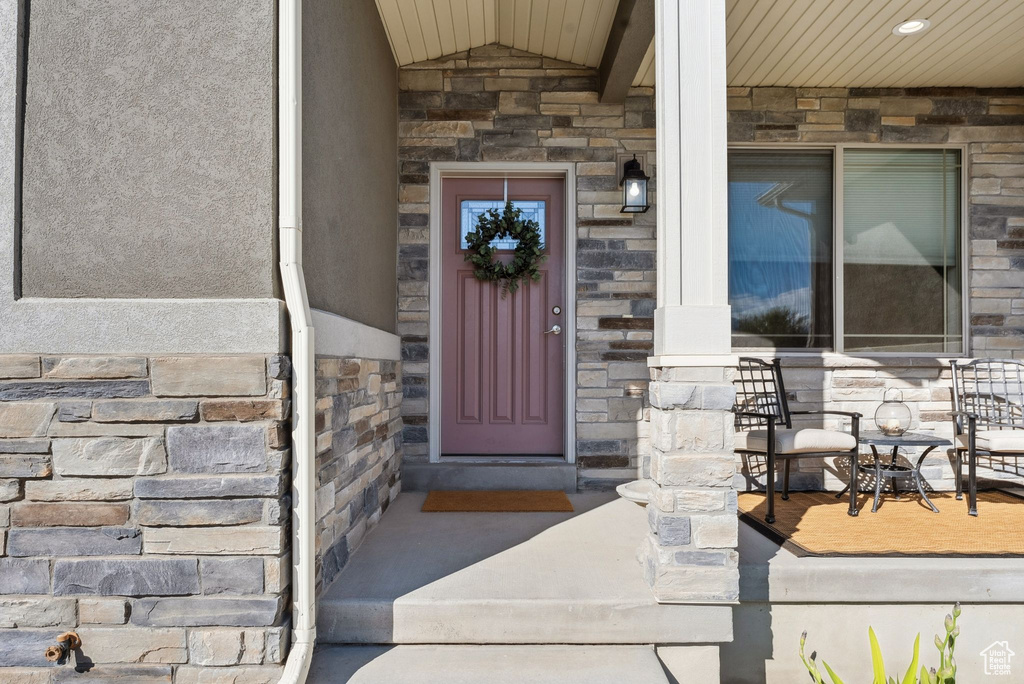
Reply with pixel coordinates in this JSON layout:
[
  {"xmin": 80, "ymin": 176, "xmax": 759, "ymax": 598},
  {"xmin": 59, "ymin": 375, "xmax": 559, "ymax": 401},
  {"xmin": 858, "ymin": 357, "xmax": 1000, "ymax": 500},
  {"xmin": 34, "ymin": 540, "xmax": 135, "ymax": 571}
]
[
  {"xmin": 314, "ymin": 358, "xmax": 402, "ymax": 595},
  {"xmin": 726, "ymin": 86, "xmax": 1024, "ymax": 492},
  {"xmin": 396, "ymin": 45, "xmax": 656, "ymax": 487},
  {"xmin": 0, "ymin": 355, "xmax": 290, "ymax": 682}
]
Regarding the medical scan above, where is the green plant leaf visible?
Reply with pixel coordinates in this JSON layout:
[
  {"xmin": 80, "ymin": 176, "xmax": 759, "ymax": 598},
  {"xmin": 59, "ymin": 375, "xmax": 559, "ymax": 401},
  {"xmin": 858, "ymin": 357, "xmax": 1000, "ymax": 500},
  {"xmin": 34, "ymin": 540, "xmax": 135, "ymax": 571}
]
[
  {"xmin": 869, "ymin": 628, "xmax": 887, "ymax": 684},
  {"xmin": 821, "ymin": 660, "xmax": 845, "ymax": 684},
  {"xmin": 902, "ymin": 634, "xmax": 920, "ymax": 684}
]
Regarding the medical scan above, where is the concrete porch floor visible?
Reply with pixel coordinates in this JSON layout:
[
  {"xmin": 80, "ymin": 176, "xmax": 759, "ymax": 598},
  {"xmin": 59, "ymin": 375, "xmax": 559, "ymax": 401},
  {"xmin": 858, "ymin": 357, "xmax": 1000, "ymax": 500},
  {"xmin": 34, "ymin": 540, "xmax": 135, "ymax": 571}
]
[{"xmin": 316, "ymin": 492, "xmax": 731, "ymax": 645}]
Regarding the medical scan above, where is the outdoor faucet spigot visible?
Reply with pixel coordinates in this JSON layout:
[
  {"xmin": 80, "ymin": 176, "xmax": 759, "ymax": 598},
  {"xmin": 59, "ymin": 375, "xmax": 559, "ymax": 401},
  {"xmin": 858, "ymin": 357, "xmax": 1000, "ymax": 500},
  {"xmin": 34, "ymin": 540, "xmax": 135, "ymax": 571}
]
[{"xmin": 44, "ymin": 631, "xmax": 81, "ymax": 664}]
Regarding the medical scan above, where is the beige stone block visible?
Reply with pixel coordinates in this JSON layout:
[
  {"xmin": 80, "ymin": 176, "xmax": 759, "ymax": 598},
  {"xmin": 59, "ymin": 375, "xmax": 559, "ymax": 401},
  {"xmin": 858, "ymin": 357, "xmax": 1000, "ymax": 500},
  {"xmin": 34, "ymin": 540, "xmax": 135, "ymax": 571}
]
[
  {"xmin": 727, "ymin": 97, "xmax": 751, "ymax": 111},
  {"xmin": 42, "ymin": 356, "xmax": 148, "ymax": 379},
  {"xmin": 881, "ymin": 116, "xmax": 916, "ymax": 126},
  {"xmin": 0, "ymin": 403, "xmax": 56, "ymax": 438},
  {"xmin": 75, "ymin": 627, "xmax": 188, "ymax": 664},
  {"xmin": 80, "ymin": 598, "xmax": 130, "ymax": 624},
  {"xmin": 573, "ymin": 116, "xmax": 623, "ymax": 127},
  {"xmin": 692, "ymin": 514, "xmax": 738, "ymax": 549},
  {"xmin": 806, "ymin": 111, "xmax": 843, "ymax": 124},
  {"xmin": 0, "ymin": 356, "xmax": 41, "ymax": 379},
  {"xmin": 796, "ymin": 98, "xmax": 819, "ymax": 110},
  {"xmin": 398, "ymin": 121, "xmax": 474, "ymax": 138},
  {"xmin": 52, "ymin": 437, "xmax": 166, "ymax": 476},
  {"xmin": 49, "ymin": 422, "xmax": 164, "ymax": 437},
  {"xmin": 151, "ymin": 357, "xmax": 266, "ymax": 397},
  {"xmin": 539, "ymin": 103, "xmax": 579, "ymax": 115},
  {"xmin": 652, "ymin": 452, "xmax": 735, "ymax": 488},
  {"xmin": 200, "ymin": 400, "xmax": 284, "ymax": 422},
  {"xmin": 188, "ymin": 629, "xmax": 265, "ymax": 666},
  {"xmin": 11, "ymin": 502, "xmax": 130, "ymax": 527},
  {"xmin": 143, "ymin": 526, "xmax": 283, "ymax": 555},
  {"xmin": 398, "ymin": 69, "xmax": 442, "ymax": 91},
  {"xmin": 539, "ymin": 91, "xmax": 599, "ymax": 104},
  {"xmin": 0, "ymin": 597, "xmax": 77, "ymax": 627}
]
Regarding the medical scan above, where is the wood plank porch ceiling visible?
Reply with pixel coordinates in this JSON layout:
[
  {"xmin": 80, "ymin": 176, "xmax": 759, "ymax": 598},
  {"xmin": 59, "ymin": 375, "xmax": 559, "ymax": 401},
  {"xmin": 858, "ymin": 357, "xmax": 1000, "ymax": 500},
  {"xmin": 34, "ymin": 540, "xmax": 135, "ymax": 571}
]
[{"xmin": 376, "ymin": 0, "xmax": 1024, "ymax": 88}]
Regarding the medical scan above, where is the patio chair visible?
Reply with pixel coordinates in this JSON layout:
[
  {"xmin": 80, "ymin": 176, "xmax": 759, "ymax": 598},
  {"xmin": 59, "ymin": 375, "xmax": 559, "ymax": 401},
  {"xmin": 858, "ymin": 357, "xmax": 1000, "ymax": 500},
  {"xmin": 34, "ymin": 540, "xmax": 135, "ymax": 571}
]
[
  {"xmin": 950, "ymin": 359, "xmax": 1024, "ymax": 516},
  {"xmin": 734, "ymin": 357, "xmax": 862, "ymax": 523}
]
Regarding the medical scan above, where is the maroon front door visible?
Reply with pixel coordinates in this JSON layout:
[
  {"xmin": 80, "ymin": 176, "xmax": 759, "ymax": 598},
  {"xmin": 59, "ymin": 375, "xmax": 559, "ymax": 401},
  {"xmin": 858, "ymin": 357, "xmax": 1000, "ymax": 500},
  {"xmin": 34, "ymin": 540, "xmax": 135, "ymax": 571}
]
[{"xmin": 441, "ymin": 177, "xmax": 565, "ymax": 456}]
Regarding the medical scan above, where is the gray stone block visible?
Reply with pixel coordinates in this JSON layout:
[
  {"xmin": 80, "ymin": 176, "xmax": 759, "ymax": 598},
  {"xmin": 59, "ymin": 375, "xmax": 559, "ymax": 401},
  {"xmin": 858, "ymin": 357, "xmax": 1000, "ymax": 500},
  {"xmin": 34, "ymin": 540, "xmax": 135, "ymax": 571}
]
[
  {"xmin": 57, "ymin": 401, "xmax": 92, "ymax": 422},
  {"xmin": 0, "ymin": 438, "xmax": 51, "ymax": 453},
  {"xmin": 131, "ymin": 596, "xmax": 281, "ymax": 627},
  {"xmin": 200, "ymin": 557, "xmax": 265, "ymax": 595},
  {"xmin": 649, "ymin": 508, "xmax": 691, "ymax": 546},
  {"xmin": 166, "ymin": 425, "xmax": 267, "ymax": 473},
  {"xmin": 0, "ymin": 629, "xmax": 61, "ymax": 667},
  {"xmin": 92, "ymin": 399, "xmax": 199, "ymax": 423},
  {"xmin": 0, "ymin": 380, "xmax": 150, "ymax": 400},
  {"xmin": 53, "ymin": 559, "xmax": 199, "ymax": 596},
  {"xmin": 136, "ymin": 499, "xmax": 263, "ymax": 526},
  {"xmin": 52, "ymin": 437, "xmax": 166, "ymax": 476},
  {"xmin": 52, "ymin": 665, "xmax": 172, "ymax": 683},
  {"xmin": 8, "ymin": 526, "xmax": 142, "ymax": 557},
  {"xmin": 0, "ymin": 478, "xmax": 19, "ymax": 502},
  {"xmin": 134, "ymin": 475, "xmax": 282, "ymax": 499},
  {"xmin": 0, "ymin": 559, "xmax": 51, "ymax": 594},
  {"xmin": 0, "ymin": 453, "xmax": 51, "ymax": 478}
]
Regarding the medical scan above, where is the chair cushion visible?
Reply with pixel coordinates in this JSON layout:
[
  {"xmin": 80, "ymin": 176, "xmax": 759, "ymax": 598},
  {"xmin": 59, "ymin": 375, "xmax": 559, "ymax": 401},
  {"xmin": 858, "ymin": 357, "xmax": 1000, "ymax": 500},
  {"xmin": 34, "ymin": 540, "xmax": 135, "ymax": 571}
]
[
  {"xmin": 736, "ymin": 428, "xmax": 857, "ymax": 454},
  {"xmin": 955, "ymin": 430, "xmax": 1024, "ymax": 453}
]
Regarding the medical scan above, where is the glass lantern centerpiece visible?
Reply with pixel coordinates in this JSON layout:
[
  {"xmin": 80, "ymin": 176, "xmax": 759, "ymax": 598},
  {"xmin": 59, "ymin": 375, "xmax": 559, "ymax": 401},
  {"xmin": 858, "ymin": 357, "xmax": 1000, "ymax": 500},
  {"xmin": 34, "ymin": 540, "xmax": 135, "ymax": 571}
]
[{"xmin": 874, "ymin": 388, "xmax": 912, "ymax": 436}]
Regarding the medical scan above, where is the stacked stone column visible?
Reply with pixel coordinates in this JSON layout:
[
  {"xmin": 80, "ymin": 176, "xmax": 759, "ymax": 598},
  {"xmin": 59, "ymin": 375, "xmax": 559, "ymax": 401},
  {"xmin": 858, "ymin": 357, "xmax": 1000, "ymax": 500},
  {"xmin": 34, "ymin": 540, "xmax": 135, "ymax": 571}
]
[{"xmin": 641, "ymin": 365, "xmax": 738, "ymax": 603}]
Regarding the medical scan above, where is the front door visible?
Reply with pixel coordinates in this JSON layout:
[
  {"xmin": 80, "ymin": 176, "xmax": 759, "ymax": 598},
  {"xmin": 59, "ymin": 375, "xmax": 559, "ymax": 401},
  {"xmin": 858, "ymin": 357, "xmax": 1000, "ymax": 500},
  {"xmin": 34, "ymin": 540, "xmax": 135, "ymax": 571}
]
[{"xmin": 440, "ymin": 177, "xmax": 565, "ymax": 456}]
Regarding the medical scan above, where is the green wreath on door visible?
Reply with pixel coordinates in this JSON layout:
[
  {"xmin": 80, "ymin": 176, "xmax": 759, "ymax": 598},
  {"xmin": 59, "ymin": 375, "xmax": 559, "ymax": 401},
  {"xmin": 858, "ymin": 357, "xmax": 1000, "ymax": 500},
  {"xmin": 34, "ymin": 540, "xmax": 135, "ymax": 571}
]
[{"xmin": 463, "ymin": 201, "xmax": 546, "ymax": 297}]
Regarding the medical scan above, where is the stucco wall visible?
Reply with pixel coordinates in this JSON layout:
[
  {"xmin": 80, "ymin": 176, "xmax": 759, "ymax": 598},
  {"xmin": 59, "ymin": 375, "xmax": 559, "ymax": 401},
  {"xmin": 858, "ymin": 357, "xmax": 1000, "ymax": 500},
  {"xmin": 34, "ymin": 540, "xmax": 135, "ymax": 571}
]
[
  {"xmin": 19, "ymin": 1, "xmax": 277, "ymax": 299},
  {"xmin": 303, "ymin": 0, "xmax": 399, "ymax": 333}
]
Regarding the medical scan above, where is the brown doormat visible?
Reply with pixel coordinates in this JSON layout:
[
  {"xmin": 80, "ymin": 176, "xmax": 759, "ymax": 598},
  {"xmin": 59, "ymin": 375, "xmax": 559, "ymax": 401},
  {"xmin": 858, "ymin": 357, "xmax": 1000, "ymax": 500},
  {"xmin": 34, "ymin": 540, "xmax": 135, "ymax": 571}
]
[
  {"xmin": 422, "ymin": 490, "xmax": 574, "ymax": 513},
  {"xmin": 737, "ymin": 491, "xmax": 1024, "ymax": 557}
]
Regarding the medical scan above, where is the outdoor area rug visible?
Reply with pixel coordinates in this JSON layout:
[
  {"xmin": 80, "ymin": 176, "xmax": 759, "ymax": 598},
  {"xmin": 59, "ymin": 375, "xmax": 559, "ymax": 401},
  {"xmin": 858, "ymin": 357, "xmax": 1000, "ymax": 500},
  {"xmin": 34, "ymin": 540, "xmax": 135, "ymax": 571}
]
[
  {"xmin": 422, "ymin": 490, "xmax": 574, "ymax": 513},
  {"xmin": 737, "ymin": 490, "xmax": 1024, "ymax": 557}
]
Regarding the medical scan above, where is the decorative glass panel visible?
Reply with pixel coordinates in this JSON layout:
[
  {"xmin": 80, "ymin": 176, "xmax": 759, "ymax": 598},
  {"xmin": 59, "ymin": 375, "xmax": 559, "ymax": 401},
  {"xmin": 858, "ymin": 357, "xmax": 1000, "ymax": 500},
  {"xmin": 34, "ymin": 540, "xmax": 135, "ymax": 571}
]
[
  {"xmin": 728, "ymin": 150, "xmax": 834, "ymax": 349},
  {"xmin": 843, "ymin": 149, "xmax": 962, "ymax": 353},
  {"xmin": 460, "ymin": 200, "xmax": 546, "ymax": 250}
]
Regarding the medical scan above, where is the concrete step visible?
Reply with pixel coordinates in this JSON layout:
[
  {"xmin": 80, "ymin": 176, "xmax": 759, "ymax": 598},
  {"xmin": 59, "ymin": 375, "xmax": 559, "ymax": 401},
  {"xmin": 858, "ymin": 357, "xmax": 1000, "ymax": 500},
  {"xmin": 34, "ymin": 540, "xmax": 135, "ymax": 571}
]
[
  {"xmin": 317, "ymin": 493, "xmax": 732, "ymax": 645},
  {"xmin": 401, "ymin": 460, "xmax": 577, "ymax": 492},
  {"xmin": 308, "ymin": 645, "xmax": 671, "ymax": 684}
]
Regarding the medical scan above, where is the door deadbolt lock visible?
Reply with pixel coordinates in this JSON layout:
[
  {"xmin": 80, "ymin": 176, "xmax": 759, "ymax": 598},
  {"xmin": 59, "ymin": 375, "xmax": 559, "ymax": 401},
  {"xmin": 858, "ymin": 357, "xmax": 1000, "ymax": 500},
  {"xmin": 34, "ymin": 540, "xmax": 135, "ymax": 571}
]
[{"xmin": 552, "ymin": 306, "xmax": 561, "ymax": 315}]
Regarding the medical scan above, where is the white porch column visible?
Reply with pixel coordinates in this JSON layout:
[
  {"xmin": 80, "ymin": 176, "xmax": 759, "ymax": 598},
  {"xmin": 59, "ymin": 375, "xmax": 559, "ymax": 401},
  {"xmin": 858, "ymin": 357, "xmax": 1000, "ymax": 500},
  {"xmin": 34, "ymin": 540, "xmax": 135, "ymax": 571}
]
[
  {"xmin": 653, "ymin": 0, "xmax": 730, "ymax": 358},
  {"xmin": 640, "ymin": 0, "xmax": 738, "ymax": 614}
]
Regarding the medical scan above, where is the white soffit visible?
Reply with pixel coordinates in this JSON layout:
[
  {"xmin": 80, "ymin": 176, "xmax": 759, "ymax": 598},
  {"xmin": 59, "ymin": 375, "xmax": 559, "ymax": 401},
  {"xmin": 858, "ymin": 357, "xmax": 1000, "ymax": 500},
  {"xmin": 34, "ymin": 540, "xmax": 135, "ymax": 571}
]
[
  {"xmin": 633, "ymin": 0, "xmax": 1024, "ymax": 88},
  {"xmin": 374, "ymin": 0, "xmax": 619, "ymax": 67}
]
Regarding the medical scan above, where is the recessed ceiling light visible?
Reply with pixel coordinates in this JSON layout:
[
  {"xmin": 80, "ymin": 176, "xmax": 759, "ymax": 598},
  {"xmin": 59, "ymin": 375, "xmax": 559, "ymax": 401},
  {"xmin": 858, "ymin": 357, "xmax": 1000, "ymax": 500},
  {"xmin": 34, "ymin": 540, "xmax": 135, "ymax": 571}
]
[{"xmin": 893, "ymin": 19, "xmax": 930, "ymax": 35}]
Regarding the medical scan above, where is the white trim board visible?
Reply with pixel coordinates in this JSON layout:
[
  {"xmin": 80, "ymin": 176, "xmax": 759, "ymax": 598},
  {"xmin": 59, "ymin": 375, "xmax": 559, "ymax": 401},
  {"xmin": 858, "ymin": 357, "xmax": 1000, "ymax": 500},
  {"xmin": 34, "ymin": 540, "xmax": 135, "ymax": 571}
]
[
  {"xmin": 428, "ymin": 161, "xmax": 578, "ymax": 465},
  {"xmin": 311, "ymin": 308, "xmax": 401, "ymax": 360}
]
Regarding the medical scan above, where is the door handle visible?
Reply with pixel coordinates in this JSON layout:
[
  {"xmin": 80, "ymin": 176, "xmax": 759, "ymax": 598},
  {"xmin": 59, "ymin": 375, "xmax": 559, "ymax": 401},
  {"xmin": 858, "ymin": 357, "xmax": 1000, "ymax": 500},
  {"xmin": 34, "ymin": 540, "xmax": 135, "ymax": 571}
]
[{"xmin": 543, "ymin": 325, "xmax": 562, "ymax": 335}]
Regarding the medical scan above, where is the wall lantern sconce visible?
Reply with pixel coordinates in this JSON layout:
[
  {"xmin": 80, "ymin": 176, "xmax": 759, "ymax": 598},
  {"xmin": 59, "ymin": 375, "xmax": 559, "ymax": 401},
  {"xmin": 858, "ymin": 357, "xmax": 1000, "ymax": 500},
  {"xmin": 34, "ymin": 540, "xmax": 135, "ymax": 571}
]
[{"xmin": 620, "ymin": 154, "xmax": 650, "ymax": 214}]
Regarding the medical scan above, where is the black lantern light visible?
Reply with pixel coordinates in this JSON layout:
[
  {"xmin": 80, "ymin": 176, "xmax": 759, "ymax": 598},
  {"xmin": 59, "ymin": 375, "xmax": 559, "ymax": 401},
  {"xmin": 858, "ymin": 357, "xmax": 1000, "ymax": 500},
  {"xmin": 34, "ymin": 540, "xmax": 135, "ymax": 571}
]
[{"xmin": 620, "ymin": 154, "xmax": 650, "ymax": 213}]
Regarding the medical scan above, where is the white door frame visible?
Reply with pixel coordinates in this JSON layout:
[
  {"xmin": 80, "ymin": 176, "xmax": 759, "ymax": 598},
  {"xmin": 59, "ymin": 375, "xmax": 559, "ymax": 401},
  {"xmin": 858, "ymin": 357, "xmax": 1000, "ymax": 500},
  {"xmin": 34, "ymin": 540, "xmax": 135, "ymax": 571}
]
[{"xmin": 427, "ymin": 161, "xmax": 577, "ymax": 464}]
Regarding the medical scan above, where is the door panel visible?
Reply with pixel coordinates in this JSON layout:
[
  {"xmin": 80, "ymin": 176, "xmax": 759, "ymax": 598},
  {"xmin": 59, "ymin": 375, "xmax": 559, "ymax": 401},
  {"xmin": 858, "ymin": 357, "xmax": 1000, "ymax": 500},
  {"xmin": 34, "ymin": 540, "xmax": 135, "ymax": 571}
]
[{"xmin": 441, "ymin": 177, "xmax": 565, "ymax": 455}]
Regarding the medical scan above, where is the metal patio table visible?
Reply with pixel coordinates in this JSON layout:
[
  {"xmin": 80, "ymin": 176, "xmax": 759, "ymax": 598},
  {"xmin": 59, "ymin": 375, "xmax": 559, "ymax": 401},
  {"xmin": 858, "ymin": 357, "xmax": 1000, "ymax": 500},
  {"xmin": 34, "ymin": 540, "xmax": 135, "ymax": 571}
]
[{"xmin": 836, "ymin": 431, "xmax": 953, "ymax": 514}]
